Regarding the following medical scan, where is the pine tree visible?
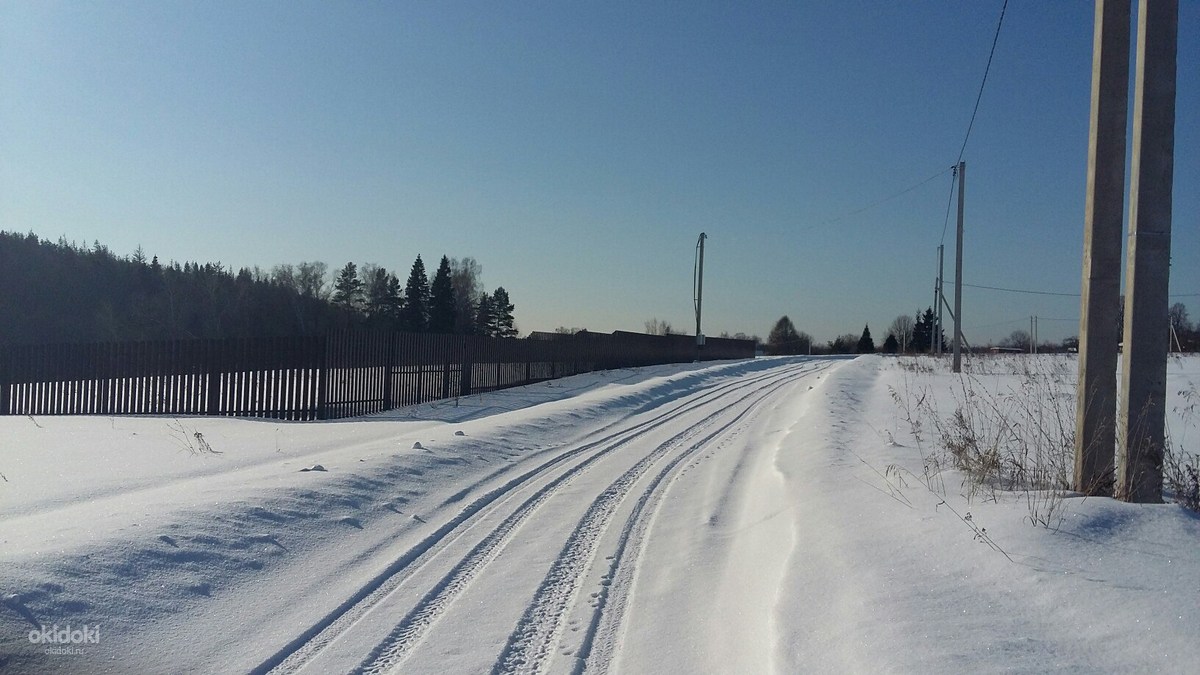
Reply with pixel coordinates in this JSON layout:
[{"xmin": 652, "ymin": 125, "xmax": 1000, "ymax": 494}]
[
  {"xmin": 332, "ymin": 262, "xmax": 364, "ymax": 312},
  {"xmin": 474, "ymin": 291, "xmax": 495, "ymax": 336},
  {"xmin": 856, "ymin": 324, "xmax": 875, "ymax": 354},
  {"xmin": 400, "ymin": 255, "xmax": 430, "ymax": 332},
  {"xmin": 428, "ymin": 255, "xmax": 457, "ymax": 334},
  {"xmin": 491, "ymin": 286, "xmax": 516, "ymax": 337}
]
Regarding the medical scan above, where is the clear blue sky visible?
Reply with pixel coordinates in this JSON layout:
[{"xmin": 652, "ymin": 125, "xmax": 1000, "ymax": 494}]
[{"xmin": 2, "ymin": 1, "xmax": 1196, "ymax": 345}]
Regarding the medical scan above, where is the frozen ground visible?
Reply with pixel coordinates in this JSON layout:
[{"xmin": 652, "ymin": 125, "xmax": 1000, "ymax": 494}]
[{"xmin": 1, "ymin": 355, "xmax": 1197, "ymax": 674}]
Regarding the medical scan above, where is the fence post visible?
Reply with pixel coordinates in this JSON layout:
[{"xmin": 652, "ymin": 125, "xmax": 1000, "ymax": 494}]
[
  {"xmin": 460, "ymin": 337, "xmax": 472, "ymax": 397},
  {"xmin": 205, "ymin": 338, "xmax": 222, "ymax": 415},
  {"xmin": 317, "ymin": 334, "xmax": 329, "ymax": 420},
  {"xmin": 0, "ymin": 345, "xmax": 9, "ymax": 415},
  {"xmin": 524, "ymin": 341, "xmax": 532, "ymax": 384},
  {"xmin": 382, "ymin": 332, "xmax": 395, "ymax": 411}
]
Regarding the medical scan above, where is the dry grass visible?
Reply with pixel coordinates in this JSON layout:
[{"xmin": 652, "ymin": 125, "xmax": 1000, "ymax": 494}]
[{"xmin": 890, "ymin": 354, "xmax": 1077, "ymax": 528}]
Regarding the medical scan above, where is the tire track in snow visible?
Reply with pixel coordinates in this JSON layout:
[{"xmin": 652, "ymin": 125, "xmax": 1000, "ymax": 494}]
[
  {"xmin": 350, "ymin": 362, "xmax": 816, "ymax": 672},
  {"xmin": 490, "ymin": 368, "xmax": 814, "ymax": 675},
  {"xmin": 578, "ymin": 362, "xmax": 831, "ymax": 675},
  {"xmin": 256, "ymin": 360, "xmax": 815, "ymax": 675}
]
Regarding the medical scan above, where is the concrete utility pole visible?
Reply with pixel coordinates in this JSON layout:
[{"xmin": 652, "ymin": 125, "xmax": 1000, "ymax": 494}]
[
  {"xmin": 694, "ymin": 232, "xmax": 707, "ymax": 347},
  {"xmin": 932, "ymin": 254, "xmax": 939, "ymax": 355},
  {"xmin": 936, "ymin": 245, "xmax": 945, "ymax": 354},
  {"xmin": 1075, "ymin": 0, "xmax": 1130, "ymax": 497},
  {"xmin": 1118, "ymin": 0, "xmax": 1177, "ymax": 503},
  {"xmin": 952, "ymin": 161, "xmax": 965, "ymax": 373}
]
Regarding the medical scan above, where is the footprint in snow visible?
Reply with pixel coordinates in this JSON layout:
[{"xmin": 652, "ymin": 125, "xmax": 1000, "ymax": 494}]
[
  {"xmin": 188, "ymin": 582, "xmax": 212, "ymax": 596},
  {"xmin": 158, "ymin": 535, "xmax": 178, "ymax": 547},
  {"xmin": 3, "ymin": 594, "xmax": 42, "ymax": 629},
  {"xmin": 338, "ymin": 517, "xmax": 363, "ymax": 529}
]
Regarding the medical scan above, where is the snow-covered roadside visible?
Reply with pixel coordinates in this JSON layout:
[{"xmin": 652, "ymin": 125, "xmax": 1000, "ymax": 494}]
[
  {"xmin": 2, "ymin": 354, "xmax": 1197, "ymax": 674},
  {"xmin": 771, "ymin": 355, "xmax": 1200, "ymax": 673}
]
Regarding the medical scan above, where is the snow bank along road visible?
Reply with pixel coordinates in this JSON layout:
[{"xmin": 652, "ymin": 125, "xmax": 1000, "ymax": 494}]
[{"xmin": 1, "ymin": 357, "xmax": 838, "ymax": 674}]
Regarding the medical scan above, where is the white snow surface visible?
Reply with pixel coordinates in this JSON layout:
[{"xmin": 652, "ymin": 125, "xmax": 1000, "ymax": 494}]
[{"xmin": 1, "ymin": 355, "xmax": 1197, "ymax": 674}]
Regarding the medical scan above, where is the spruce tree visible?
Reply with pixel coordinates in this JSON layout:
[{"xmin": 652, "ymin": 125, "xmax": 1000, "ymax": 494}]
[
  {"xmin": 911, "ymin": 308, "xmax": 932, "ymax": 353},
  {"xmin": 856, "ymin": 324, "xmax": 875, "ymax": 354},
  {"xmin": 365, "ymin": 266, "xmax": 395, "ymax": 324},
  {"xmin": 491, "ymin": 286, "xmax": 516, "ymax": 337},
  {"xmin": 474, "ymin": 291, "xmax": 495, "ymax": 336},
  {"xmin": 428, "ymin": 255, "xmax": 457, "ymax": 334},
  {"xmin": 385, "ymin": 272, "xmax": 403, "ymax": 323},
  {"xmin": 400, "ymin": 255, "xmax": 430, "ymax": 332},
  {"xmin": 883, "ymin": 333, "xmax": 899, "ymax": 353}
]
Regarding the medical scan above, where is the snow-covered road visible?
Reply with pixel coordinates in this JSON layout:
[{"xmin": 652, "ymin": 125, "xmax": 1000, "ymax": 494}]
[{"xmin": 261, "ymin": 358, "xmax": 828, "ymax": 675}]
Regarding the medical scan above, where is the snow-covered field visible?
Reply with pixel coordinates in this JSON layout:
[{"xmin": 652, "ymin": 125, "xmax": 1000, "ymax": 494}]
[{"xmin": 1, "ymin": 355, "xmax": 1197, "ymax": 674}]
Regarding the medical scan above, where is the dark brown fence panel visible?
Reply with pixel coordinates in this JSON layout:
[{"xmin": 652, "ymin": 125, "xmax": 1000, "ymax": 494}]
[{"xmin": 0, "ymin": 330, "xmax": 753, "ymax": 419}]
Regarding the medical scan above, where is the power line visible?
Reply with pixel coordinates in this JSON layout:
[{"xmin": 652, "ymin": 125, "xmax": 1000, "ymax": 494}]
[
  {"xmin": 962, "ymin": 282, "xmax": 1197, "ymax": 300},
  {"xmin": 957, "ymin": 0, "xmax": 1009, "ymax": 164},
  {"xmin": 963, "ymin": 282, "xmax": 1079, "ymax": 297},
  {"xmin": 938, "ymin": 166, "xmax": 957, "ymax": 245},
  {"xmin": 966, "ymin": 316, "xmax": 1029, "ymax": 331},
  {"xmin": 818, "ymin": 166, "xmax": 952, "ymax": 225}
]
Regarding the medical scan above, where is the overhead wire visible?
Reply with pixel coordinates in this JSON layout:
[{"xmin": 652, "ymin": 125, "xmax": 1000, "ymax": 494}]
[
  {"xmin": 963, "ymin": 282, "xmax": 1079, "ymax": 297},
  {"xmin": 818, "ymin": 165, "xmax": 953, "ymax": 226},
  {"xmin": 962, "ymin": 282, "xmax": 1198, "ymax": 300},
  {"xmin": 957, "ymin": 0, "xmax": 1009, "ymax": 165},
  {"xmin": 938, "ymin": 167, "xmax": 957, "ymax": 245}
]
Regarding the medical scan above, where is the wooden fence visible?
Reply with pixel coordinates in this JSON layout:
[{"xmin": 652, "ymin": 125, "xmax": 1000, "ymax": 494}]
[{"xmin": 0, "ymin": 331, "xmax": 754, "ymax": 420}]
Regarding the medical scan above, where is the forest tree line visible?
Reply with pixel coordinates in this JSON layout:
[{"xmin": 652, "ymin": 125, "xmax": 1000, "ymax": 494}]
[
  {"xmin": 0, "ymin": 231, "xmax": 517, "ymax": 345},
  {"xmin": 763, "ymin": 302, "xmax": 1199, "ymax": 357}
]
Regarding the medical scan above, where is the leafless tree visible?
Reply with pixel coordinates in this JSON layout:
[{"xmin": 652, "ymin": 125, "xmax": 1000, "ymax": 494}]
[
  {"xmin": 450, "ymin": 257, "xmax": 483, "ymax": 334},
  {"xmin": 1001, "ymin": 329, "xmax": 1032, "ymax": 352},
  {"xmin": 644, "ymin": 318, "xmax": 681, "ymax": 335},
  {"xmin": 296, "ymin": 261, "xmax": 329, "ymax": 299},
  {"xmin": 888, "ymin": 315, "xmax": 915, "ymax": 353},
  {"xmin": 1169, "ymin": 302, "xmax": 1191, "ymax": 334}
]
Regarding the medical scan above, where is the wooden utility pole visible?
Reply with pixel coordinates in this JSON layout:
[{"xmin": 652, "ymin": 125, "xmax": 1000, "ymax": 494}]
[
  {"xmin": 1075, "ymin": 0, "xmax": 1130, "ymax": 496},
  {"xmin": 1118, "ymin": 0, "xmax": 1177, "ymax": 503},
  {"xmin": 952, "ymin": 162, "xmax": 965, "ymax": 373}
]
